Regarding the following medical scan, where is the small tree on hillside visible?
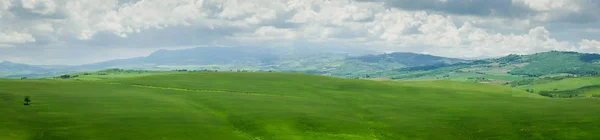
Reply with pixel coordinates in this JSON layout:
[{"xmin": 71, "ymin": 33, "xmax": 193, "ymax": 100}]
[
  {"xmin": 60, "ymin": 74, "xmax": 71, "ymax": 79},
  {"xmin": 24, "ymin": 96, "xmax": 31, "ymax": 105},
  {"xmin": 525, "ymin": 89, "xmax": 535, "ymax": 93}
]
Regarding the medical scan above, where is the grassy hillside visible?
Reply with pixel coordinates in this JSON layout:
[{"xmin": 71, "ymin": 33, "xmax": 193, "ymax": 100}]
[
  {"xmin": 513, "ymin": 76, "xmax": 600, "ymax": 91},
  {"xmin": 0, "ymin": 47, "xmax": 468, "ymax": 78},
  {"xmin": 538, "ymin": 85, "xmax": 600, "ymax": 98},
  {"xmin": 350, "ymin": 52, "xmax": 465, "ymax": 67},
  {"xmin": 509, "ymin": 75, "xmax": 600, "ymax": 97},
  {"xmin": 508, "ymin": 51, "xmax": 600, "ymax": 76},
  {"xmin": 3, "ymin": 51, "xmax": 599, "ymax": 81},
  {"xmin": 49, "ymin": 68, "xmax": 179, "ymax": 81},
  {"xmin": 324, "ymin": 52, "xmax": 465, "ymax": 78},
  {"xmin": 381, "ymin": 51, "xmax": 600, "ymax": 82},
  {"xmin": 3, "ymin": 72, "xmax": 600, "ymax": 139},
  {"xmin": 83, "ymin": 50, "xmax": 465, "ymax": 78}
]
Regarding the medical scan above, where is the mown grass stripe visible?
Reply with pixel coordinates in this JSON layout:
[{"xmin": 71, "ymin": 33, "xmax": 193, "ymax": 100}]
[{"xmin": 110, "ymin": 82, "xmax": 300, "ymax": 98}]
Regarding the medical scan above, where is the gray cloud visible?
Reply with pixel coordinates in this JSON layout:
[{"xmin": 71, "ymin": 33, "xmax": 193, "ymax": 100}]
[
  {"xmin": 357, "ymin": 0, "xmax": 600, "ymax": 24},
  {"xmin": 70, "ymin": 25, "xmax": 243, "ymax": 48},
  {"xmin": 550, "ymin": 0, "xmax": 600, "ymax": 23},
  {"xmin": 0, "ymin": 0, "xmax": 599, "ymax": 65},
  {"xmin": 8, "ymin": 0, "xmax": 66, "ymax": 20},
  {"xmin": 356, "ymin": 0, "xmax": 534, "ymax": 18}
]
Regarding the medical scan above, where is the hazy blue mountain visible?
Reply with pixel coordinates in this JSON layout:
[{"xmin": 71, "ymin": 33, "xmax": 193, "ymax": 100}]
[
  {"xmin": 145, "ymin": 47, "xmax": 278, "ymax": 65},
  {"xmin": 0, "ymin": 61, "xmax": 46, "ymax": 75},
  {"xmin": 0, "ymin": 61, "xmax": 68, "ymax": 78},
  {"xmin": 74, "ymin": 57, "xmax": 152, "ymax": 71},
  {"xmin": 73, "ymin": 47, "xmax": 372, "ymax": 71},
  {"xmin": 0, "ymin": 47, "xmax": 466, "ymax": 78},
  {"xmin": 306, "ymin": 52, "xmax": 467, "ymax": 77},
  {"xmin": 350, "ymin": 52, "xmax": 466, "ymax": 67}
]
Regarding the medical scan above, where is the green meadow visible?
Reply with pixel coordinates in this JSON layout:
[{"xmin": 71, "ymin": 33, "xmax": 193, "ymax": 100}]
[
  {"xmin": 3, "ymin": 72, "xmax": 600, "ymax": 139},
  {"xmin": 515, "ymin": 76, "xmax": 600, "ymax": 91},
  {"xmin": 509, "ymin": 76, "xmax": 600, "ymax": 97}
]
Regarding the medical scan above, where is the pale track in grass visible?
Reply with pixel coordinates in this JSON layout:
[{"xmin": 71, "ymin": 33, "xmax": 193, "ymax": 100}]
[{"xmin": 107, "ymin": 82, "xmax": 301, "ymax": 98}]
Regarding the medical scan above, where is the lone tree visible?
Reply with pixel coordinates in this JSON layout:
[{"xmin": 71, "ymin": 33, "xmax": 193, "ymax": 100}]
[
  {"xmin": 59, "ymin": 74, "xmax": 71, "ymax": 79},
  {"xmin": 24, "ymin": 96, "xmax": 31, "ymax": 105}
]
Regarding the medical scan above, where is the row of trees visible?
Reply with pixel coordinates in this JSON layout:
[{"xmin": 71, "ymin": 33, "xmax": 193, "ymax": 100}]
[
  {"xmin": 509, "ymin": 68, "xmax": 599, "ymax": 77},
  {"xmin": 507, "ymin": 75, "xmax": 580, "ymax": 87},
  {"xmin": 538, "ymin": 91, "xmax": 578, "ymax": 98},
  {"xmin": 534, "ymin": 85, "xmax": 600, "ymax": 98},
  {"xmin": 58, "ymin": 74, "xmax": 79, "ymax": 79},
  {"xmin": 171, "ymin": 69, "xmax": 278, "ymax": 72}
]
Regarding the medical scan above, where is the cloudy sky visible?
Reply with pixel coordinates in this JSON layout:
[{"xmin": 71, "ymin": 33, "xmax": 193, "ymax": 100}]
[{"xmin": 1, "ymin": 0, "xmax": 600, "ymax": 65}]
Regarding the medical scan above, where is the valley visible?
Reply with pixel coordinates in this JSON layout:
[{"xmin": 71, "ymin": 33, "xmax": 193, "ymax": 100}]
[{"xmin": 3, "ymin": 72, "xmax": 600, "ymax": 139}]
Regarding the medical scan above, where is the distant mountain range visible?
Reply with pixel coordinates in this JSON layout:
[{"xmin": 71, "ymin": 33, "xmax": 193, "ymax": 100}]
[
  {"xmin": 2, "ymin": 47, "xmax": 599, "ymax": 80},
  {"xmin": 0, "ymin": 61, "xmax": 68, "ymax": 78},
  {"xmin": 0, "ymin": 47, "xmax": 466, "ymax": 78}
]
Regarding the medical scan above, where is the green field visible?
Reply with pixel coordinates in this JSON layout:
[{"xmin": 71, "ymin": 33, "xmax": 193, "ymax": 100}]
[
  {"xmin": 515, "ymin": 76, "xmax": 600, "ymax": 91},
  {"xmin": 508, "ymin": 76, "xmax": 600, "ymax": 97},
  {"xmin": 3, "ymin": 72, "xmax": 600, "ymax": 139}
]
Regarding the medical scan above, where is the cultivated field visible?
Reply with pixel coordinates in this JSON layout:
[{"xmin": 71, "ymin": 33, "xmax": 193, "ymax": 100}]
[{"xmin": 2, "ymin": 72, "xmax": 600, "ymax": 139}]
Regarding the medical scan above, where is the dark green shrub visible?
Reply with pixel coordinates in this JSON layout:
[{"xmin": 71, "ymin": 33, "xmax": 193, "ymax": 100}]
[
  {"xmin": 24, "ymin": 96, "xmax": 31, "ymax": 105},
  {"xmin": 60, "ymin": 75, "xmax": 71, "ymax": 79}
]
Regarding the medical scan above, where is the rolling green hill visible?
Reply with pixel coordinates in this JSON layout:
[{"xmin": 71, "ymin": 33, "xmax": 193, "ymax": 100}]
[
  {"xmin": 379, "ymin": 51, "xmax": 600, "ymax": 82},
  {"xmin": 297, "ymin": 52, "xmax": 466, "ymax": 77},
  {"xmin": 3, "ymin": 50, "xmax": 600, "ymax": 81},
  {"xmin": 507, "ymin": 51, "xmax": 600, "ymax": 76},
  {"xmin": 81, "ymin": 48, "xmax": 466, "ymax": 78},
  {"xmin": 509, "ymin": 75, "xmax": 600, "ymax": 98},
  {"xmin": 537, "ymin": 85, "xmax": 600, "ymax": 98},
  {"xmin": 0, "ymin": 47, "xmax": 466, "ymax": 78},
  {"xmin": 512, "ymin": 76, "xmax": 600, "ymax": 91},
  {"xmin": 3, "ymin": 72, "xmax": 600, "ymax": 139},
  {"xmin": 350, "ymin": 52, "xmax": 465, "ymax": 67}
]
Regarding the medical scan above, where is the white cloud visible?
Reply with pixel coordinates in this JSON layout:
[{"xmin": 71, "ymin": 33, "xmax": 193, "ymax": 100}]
[
  {"xmin": 287, "ymin": 0, "xmax": 380, "ymax": 25},
  {"xmin": 234, "ymin": 26, "xmax": 296, "ymax": 41},
  {"xmin": 514, "ymin": 0, "xmax": 581, "ymax": 12},
  {"xmin": 0, "ymin": 0, "xmax": 599, "ymax": 64},
  {"xmin": 50, "ymin": 0, "xmax": 295, "ymax": 40},
  {"xmin": 360, "ymin": 8, "xmax": 574, "ymax": 58},
  {"xmin": 0, "ymin": 44, "xmax": 13, "ymax": 47},
  {"xmin": 579, "ymin": 39, "xmax": 600, "ymax": 53},
  {"xmin": 0, "ymin": 0, "xmax": 10, "ymax": 10},
  {"xmin": 0, "ymin": 31, "xmax": 36, "ymax": 44},
  {"xmin": 20, "ymin": 0, "xmax": 58, "ymax": 15},
  {"xmin": 33, "ymin": 23, "xmax": 54, "ymax": 33},
  {"xmin": 456, "ymin": 26, "xmax": 574, "ymax": 57},
  {"xmin": 511, "ymin": 0, "xmax": 600, "ymax": 23},
  {"xmin": 0, "ymin": 0, "xmax": 11, "ymax": 18}
]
